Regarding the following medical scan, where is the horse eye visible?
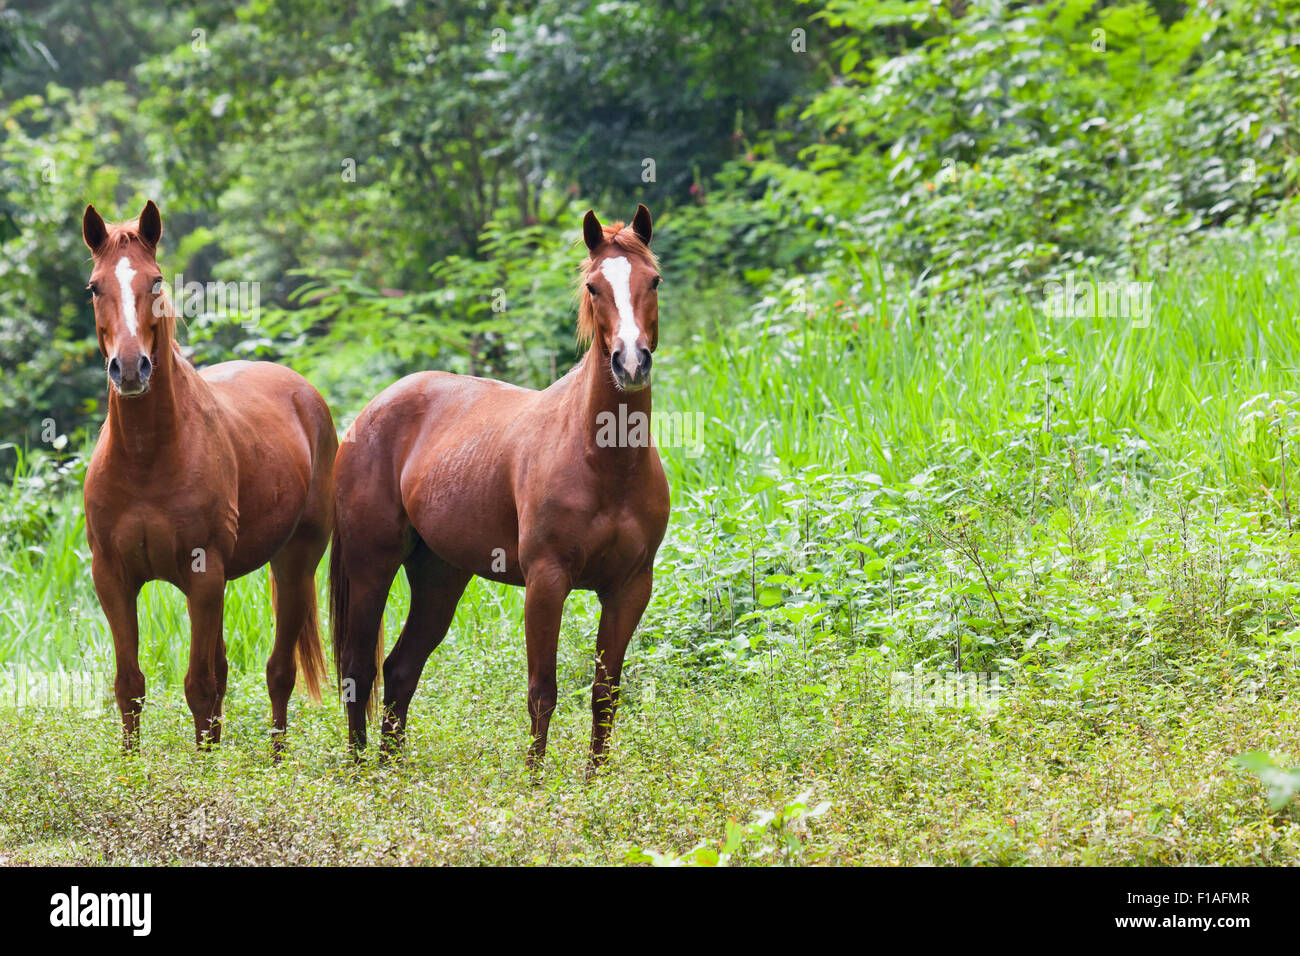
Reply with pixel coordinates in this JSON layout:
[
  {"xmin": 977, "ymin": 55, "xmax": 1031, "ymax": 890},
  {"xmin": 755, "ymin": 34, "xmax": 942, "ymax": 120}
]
[
  {"xmin": 651, "ymin": 276, "xmax": 662, "ymax": 289},
  {"xmin": 87, "ymin": 282, "xmax": 99, "ymax": 297},
  {"xmin": 587, "ymin": 283, "xmax": 599, "ymax": 297},
  {"xmin": 151, "ymin": 277, "xmax": 163, "ymax": 294}
]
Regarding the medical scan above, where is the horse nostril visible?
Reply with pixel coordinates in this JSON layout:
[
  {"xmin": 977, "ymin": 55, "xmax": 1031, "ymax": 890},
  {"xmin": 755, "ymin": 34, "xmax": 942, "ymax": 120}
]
[
  {"xmin": 638, "ymin": 347, "xmax": 652, "ymax": 373},
  {"xmin": 139, "ymin": 354, "xmax": 152, "ymax": 380},
  {"xmin": 108, "ymin": 356, "xmax": 122, "ymax": 384}
]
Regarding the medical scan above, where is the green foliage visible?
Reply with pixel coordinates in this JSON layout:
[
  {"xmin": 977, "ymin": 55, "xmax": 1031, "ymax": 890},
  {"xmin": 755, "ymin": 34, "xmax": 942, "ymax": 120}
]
[
  {"xmin": 1234, "ymin": 751, "xmax": 1300, "ymax": 812},
  {"xmin": 5, "ymin": 0, "xmax": 1299, "ymax": 452},
  {"xmin": 500, "ymin": 0, "xmax": 808, "ymax": 206},
  {"xmin": 627, "ymin": 790, "xmax": 832, "ymax": 865},
  {"xmin": 0, "ymin": 82, "xmax": 141, "ymax": 449},
  {"xmin": 759, "ymin": 0, "xmax": 1300, "ymax": 297},
  {"xmin": 138, "ymin": 0, "xmax": 533, "ymax": 278},
  {"xmin": 0, "ymin": 443, "xmax": 82, "ymax": 548},
  {"xmin": 0, "ymin": 645, "xmax": 1296, "ymax": 864}
]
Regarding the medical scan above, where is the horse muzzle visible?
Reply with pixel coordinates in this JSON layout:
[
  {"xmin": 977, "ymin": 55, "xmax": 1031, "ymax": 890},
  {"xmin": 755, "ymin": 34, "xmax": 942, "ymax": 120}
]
[
  {"xmin": 109, "ymin": 352, "xmax": 153, "ymax": 397},
  {"xmin": 611, "ymin": 346, "xmax": 652, "ymax": 391}
]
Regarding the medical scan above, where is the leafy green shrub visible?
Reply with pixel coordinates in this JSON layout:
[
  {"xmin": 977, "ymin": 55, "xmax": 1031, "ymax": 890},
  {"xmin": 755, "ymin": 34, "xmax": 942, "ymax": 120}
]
[
  {"xmin": 0, "ymin": 444, "xmax": 84, "ymax": 548},
  {"xmin": 627, "ymin": 790, "xmax": 832, "ymax": 866},
  {"xmin": 1234, "ymin": 752, "xmax": 1300, "ymax": 812},
  {"xmin": 754, "ymin": 0, "xmax": 1300, "ymax": 298}
]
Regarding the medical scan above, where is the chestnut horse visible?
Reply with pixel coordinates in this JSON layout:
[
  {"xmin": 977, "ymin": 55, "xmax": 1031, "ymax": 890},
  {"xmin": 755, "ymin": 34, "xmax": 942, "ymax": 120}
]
[
  {"xmin": 81, "ymin": 201, "xmax": 336, "ymax": 751},
  {"xmin": 331, "ymin": 205, "xmax": 670, "ymax": 773}
]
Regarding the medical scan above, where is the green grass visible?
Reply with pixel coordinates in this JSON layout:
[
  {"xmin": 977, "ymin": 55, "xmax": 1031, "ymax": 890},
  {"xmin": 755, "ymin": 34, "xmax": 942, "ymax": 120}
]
[
  {"xmin": 2, "ymin": 642, "xmax": 1297, "ymax": 865},
  {"xmin": 4, "ymin": 219, "xmax": 1300, "ymax": 863}
]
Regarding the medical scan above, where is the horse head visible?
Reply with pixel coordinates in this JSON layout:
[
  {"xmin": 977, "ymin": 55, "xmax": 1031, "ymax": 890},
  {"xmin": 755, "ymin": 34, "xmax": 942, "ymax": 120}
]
[
  {"xmin": 579, "ymin": 204, "xmax": 659, "ymax": 392},
  {"xmin": 82, "ymin": 201, "xmax": 168, "ymax": 397}
]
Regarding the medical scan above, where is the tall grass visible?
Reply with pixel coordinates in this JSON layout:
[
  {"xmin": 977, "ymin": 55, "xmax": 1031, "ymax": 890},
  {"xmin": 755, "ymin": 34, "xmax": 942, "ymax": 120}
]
[{"xmin": 658, "ymin": 219, "xmax": 1300, "ymax": 497}]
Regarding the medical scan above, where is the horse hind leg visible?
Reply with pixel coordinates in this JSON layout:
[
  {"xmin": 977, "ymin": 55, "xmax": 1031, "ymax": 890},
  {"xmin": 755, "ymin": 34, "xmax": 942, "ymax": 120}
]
[
  {"xmin": 330, "ymin": 426, "xmax": 420, "ymax": 755},
  {"xmin": 266, "ymin": 407, "xmax": 335, "ymax": 755},
  {"xmin": 331, "ymin": 519, "xmax": 410, "ymax": 755},
  {"xmin": 380, "ymin": 542, "xmax": 470, "ymax": 757},
  {"xmin": 266, "ymin": 533, "xmax": 328, "ymax": 756}
]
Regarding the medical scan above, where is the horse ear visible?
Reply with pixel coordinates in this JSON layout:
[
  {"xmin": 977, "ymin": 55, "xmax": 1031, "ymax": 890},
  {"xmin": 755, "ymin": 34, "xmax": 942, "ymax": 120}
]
[
  {"xmin": 631, "ymin": 203, "xmax": 652, "ymax": 246},
  {"xmin": 138, "ymin": 200, "xmax": 162, "ymax": 248},
  {"xmin": 583, "ymin": 209, "xmax": 604, "ymax": 253},
  {"xmin": 83, "ymin": 204, "xmax": 108, "ymax": 254}
]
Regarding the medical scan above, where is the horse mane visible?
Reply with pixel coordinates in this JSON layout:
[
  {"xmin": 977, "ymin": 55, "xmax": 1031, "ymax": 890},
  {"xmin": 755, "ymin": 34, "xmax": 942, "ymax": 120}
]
[{"xmin": 575, "ymin": 221, "xmax": 659, "ymax": 346}]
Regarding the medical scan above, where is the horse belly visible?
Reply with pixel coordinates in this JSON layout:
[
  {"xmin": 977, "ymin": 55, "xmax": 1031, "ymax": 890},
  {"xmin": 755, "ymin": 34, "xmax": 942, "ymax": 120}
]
[
  {"xmin": 403, "ymin": 448, "xmax": 521, "ymax": 583},
  {"xmin": 221, "ymin": 456, "xmax": 314, "ymax": 578},
  {"xmin": 425, "ymin": 519, "xmax": 523, "ymax": 585},
  {"xmin": 224, "ymin": 507, "xmax": 300, "ymax": 579},
  {"xmin": 213, "ymin": 375, "xmax": 324, "ymax": 578}
]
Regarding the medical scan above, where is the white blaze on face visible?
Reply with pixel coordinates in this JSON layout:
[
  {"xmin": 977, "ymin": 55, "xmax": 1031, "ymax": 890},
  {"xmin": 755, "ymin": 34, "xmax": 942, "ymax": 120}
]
[
  {"xmin": 114, "ymin": 255, "xmax": 139, "ymax": 338},
  {"xmin": 599, "ymin": 255, "xmax": 642, "ymax": 376}
]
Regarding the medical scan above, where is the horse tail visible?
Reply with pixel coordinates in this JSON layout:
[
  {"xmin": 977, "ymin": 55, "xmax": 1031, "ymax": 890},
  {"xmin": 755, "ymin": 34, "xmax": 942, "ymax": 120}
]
[
  {"xmin": 296, "ymin": 586, "xmax": 326, "ymax": 703},
  {"xmin": 328, "ymin": 537, "xmax": 348, "ymax": 693},
  {"xmin": 328, "ymin": 529, "xmax": 383, "ymax": 718},
  {"xmin": 267, "ymin": 569, "xmax": 323, "ymax": 703}
]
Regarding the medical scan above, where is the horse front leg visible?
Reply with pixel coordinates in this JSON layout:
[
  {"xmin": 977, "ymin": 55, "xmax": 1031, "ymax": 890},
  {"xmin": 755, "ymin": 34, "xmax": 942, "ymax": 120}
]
[
  {"xmin": 92, "ymin": 560, "xmax": 144, "ymax": 751},
  {"xmin": 523, "ymin": 562, "xmax": 571, "ymax": 772},
  {"xmin": 184, "ymin": 563, "xmax": 228, "ymax": 749},
  {"xmin": 588, "ymin": 571, "xmax": 653, "ymax": 777}
]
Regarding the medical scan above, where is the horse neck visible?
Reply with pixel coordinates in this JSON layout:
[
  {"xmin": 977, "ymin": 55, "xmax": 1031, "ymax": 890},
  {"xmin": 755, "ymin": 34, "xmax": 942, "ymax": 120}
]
[
  {"xmin": 577, "ymin": 341, "xmax": 653, "ymax": 464},
  {"xmin": 105, "ymin": 333, "xmax": 193, "ymax": 461}
]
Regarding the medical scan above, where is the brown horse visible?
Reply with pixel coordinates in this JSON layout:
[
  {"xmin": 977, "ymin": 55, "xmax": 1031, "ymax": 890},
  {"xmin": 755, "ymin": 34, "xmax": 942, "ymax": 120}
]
[
  {"xmin": 331, "ymin": 205, "xmax": 670, "ymax": 773},
  {"xmin": 81, "ymin": 201, "xmax": 337, "ymax": 751}
]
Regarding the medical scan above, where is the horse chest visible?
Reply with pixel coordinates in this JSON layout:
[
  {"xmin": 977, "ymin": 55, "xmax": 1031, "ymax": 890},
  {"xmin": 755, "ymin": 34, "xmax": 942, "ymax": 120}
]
[
  {"xmin": 571, "ymin": 508, "xmax": 655, "ymax": 584},
  {"xmin": 87, "ymin": 478, "xmax": 238, "ymax": 586},
  {"xmin": 96, "ymin": 509, "xmax": 192, "ymax": 584}
]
